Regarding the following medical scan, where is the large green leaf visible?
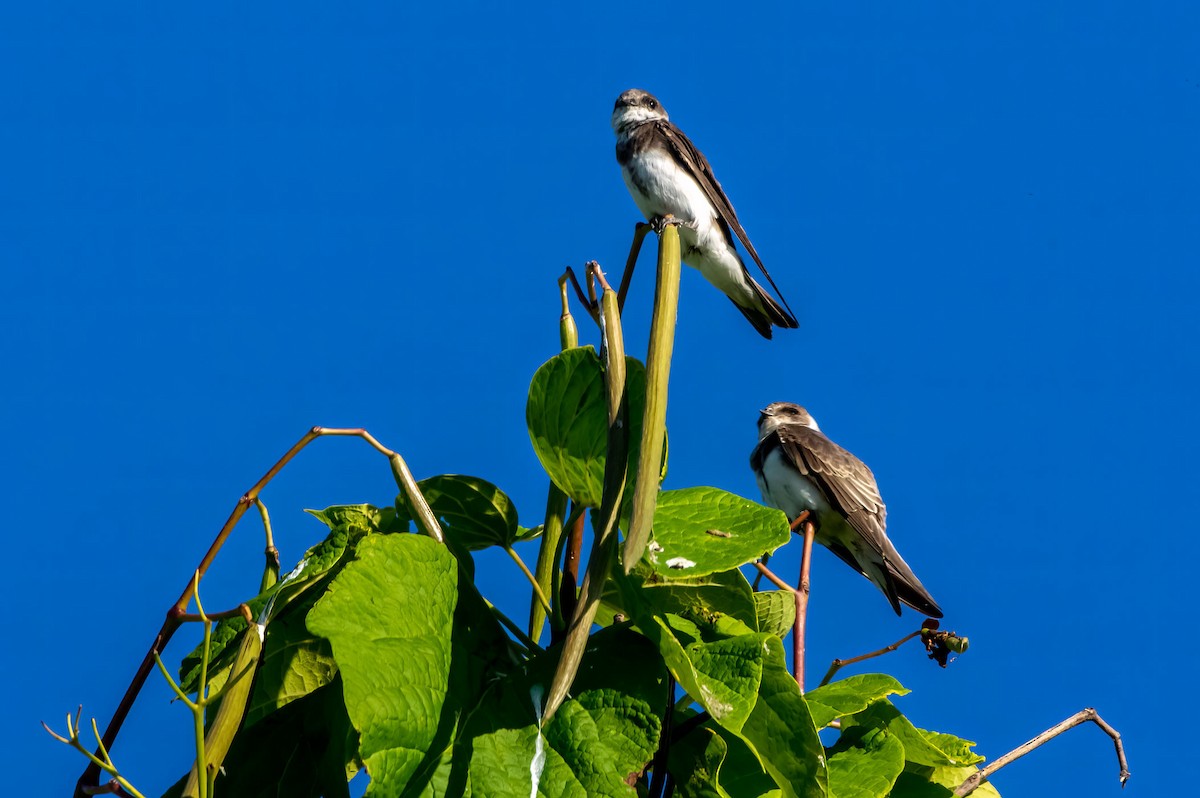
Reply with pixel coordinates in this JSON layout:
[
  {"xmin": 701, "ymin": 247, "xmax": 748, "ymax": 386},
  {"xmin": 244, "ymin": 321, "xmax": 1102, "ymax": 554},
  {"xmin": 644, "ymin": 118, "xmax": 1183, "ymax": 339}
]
[
  {"xmin": 243, "ymin": 589, "xmax": 337, "ymax": 727},
  {"xmin": 805, "ymin": 675, "xmax": 909, "ymax": 730},
  {"xmin": 739, "ymin": 637, "xmax": 827, "ymax": 798},
  {"xmin": 306, "ymin": 534, "xmax": 459, "ymax": 795},
  {"xmin": 669, "ymin": 723, "xmax": 733, "ymax": 798},
  {"xmin": 461, "ymin": 626, "xmax": 669, "ymax": 796},
  {"xmin": 827, "ymin": 730, "xmax": 905, "ymax": 798},
  {"xmin": 753, "ymin": 591, "xmax": 795, "ymax": 639},
  {"xmin": 711, "ymin": 725, "xmax": 783, "ymax": 798},
  {"xmin": 641, "ymin": 613, "xmax": 769, "ymax": 733},
  {"xmin": 600, "ymin": 564, "xmax": 759, "ymax": 632},
  {"xmin": 841, "ymin": 701, "xmax": 975, "ymax": 768},
  {"xmin": 395, "ymin": 474, "xmax": 530, "ymax": 550},
  {"xmin": 892, "ymin": 764, "xmax": 1002, "ymax": 798},
  {"xmin": 526, "ymin": 347, "xmax": 659, "ymax": 509},
  {"xmin": 644, "ymin": 488, "xmax": 790, "ymax": 579}
]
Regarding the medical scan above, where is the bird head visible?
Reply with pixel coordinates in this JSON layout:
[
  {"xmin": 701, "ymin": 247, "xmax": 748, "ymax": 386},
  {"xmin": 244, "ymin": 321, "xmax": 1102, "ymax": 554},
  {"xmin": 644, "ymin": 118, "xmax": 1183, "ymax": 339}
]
[
  {"xmin": 758, "ymin": 402, "xmax": 821, "ymax": 437},
  {"xmin": 612, "ymin": 88, "xmax": 668, "ymax": 133}
]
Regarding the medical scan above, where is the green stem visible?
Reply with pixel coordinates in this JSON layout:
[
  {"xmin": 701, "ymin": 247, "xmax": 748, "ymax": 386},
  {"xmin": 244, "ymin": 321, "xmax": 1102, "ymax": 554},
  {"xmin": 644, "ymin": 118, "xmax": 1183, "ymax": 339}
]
[
  {"xmin": 487, "ymin": 599, "xmax": 543, "ymax": 652},
  {"xmin": 389, "ymin": 453, "xmax": 444, "ymax": 543},
  {"xmin": 529, "ymin": 487, "xmax": 567, "ymax": 644},
  {"xmin": 506, "ymin": 546, "xmax": 553, "ymax": 618},
  {"xmin": 543, "ymin": 270, "xmax": 628, "ymax": 723},
  {"xmin": 255, "ymin": 498, "xmax": 279, "ymax": 593},
  {"xmin": 528, "ymin": 278, "xmax": 580, "ymax": 643},
  {"xmin": 623, "ymin": 223, "xmax": 680, "ymax": 572}
]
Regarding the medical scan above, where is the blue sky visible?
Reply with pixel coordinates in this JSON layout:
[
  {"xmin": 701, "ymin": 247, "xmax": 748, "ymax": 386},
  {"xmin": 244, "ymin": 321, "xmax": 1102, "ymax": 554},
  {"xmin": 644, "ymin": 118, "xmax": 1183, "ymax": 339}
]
[{"xmin": 4, "ymin": 2, "xmax": 1195, "ymax": 795}]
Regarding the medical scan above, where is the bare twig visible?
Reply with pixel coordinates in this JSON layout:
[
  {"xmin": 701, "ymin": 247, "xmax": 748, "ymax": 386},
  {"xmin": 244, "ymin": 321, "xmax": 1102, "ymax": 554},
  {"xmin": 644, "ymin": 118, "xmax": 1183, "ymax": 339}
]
[
  {"xmin": 74, "ymin": 427, "xmax": 439, "ymax": 798},
  {"xmin": 954, "ymin": 708, "xmax": 1130, "ymax": 796},
  {"xmin": 818, "ymin": 631, "xmax": 923, "ymax": 687},
  {"xmin": 616, "ymin": 221, "xmax": 651, "ymax": 312},
  {"xmin": 752, "ymin": 561, "xmax": 795, "ymax": 593}
]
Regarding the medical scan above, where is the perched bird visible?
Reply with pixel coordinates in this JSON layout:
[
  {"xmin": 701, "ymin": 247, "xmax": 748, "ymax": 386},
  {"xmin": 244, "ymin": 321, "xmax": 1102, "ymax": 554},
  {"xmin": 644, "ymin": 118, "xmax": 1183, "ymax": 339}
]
[
  {"xmin": 612, "ymin": 88, "xmax": 798, "ymax": 339},
  {"xmin": 750, "ymin": 402, "xmax": 943, "ymax": 617}
]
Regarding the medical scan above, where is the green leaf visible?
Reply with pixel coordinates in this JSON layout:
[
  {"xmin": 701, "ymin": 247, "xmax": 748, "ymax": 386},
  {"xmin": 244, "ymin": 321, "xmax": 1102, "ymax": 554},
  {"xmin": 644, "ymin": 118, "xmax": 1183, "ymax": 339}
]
[
  {"xmin": 243, "ymin": 589, "xmax": 337, "ymax": 727},
  {"xmin": 841, "ymin": 701, "xmax": 971, "ymax": 768},
  {"xmin": 669, "ymin": 724, "xmax": 733, "ymax": 798},
  {"xmin": 525, "ymin": 347, "xmax": 658, "ymax": 509},
  {"xmin": 306, "ymin": 534, "xmax": 460, "ymax": 793},
  {"xmin": 892, "ymin": 764, "xmax": 1002, "ymax": 798},
  {"xmin": 805, "ymin": 675, "xmax": 909, "ymax": 730},
  {"xmin": 602, "ymin": 565, "xmax": 759, "ymax": 632},
  {"xmin": 738, "ymin": 637, "xmax": 827, "ymax": 798},
  {"xmin": 461, "ymin": 626, "xmax": 669, "ymax": 796},
  {"xmin": 827, "ymin": 732, "xmax": 905, "ymax": 798},
  {"xmin": 179, "ymin": 504, "xmax": 374, "ymax": 695},
  {"xmin": 644, "ymin": 488, "xmax": 790, "ymax": 579},
  {"xmin": 914, "ymin": 730, "xmax": 985, "ymax": 766},
  {"xmin": 161, "ymin": 679, "xmax": 357, "ymax": 798},
  {"xmin": 710, "ymin": 725, "xmax": 783, "ymax": 798},
  {"xmin": 641, "ymin": 614, "xmax": 769, "ymax": 733},
  {"xmin": 753, "ymin": 591, "xmax": 795, "ymax": 639},
  {"xmin": 395, "ymin": 474, "xmax": 522, "ymax": 550}
]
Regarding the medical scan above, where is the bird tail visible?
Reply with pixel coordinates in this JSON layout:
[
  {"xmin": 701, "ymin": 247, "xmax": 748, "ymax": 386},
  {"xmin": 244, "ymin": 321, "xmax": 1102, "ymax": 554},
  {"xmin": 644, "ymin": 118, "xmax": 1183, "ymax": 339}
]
[
  {"xmin": 732, "ymin": 279, "xmax": 800, "ymax": 339},
  {"xmin": 883, "ymin": 550, "xmax": 944, "ymax": 619}
]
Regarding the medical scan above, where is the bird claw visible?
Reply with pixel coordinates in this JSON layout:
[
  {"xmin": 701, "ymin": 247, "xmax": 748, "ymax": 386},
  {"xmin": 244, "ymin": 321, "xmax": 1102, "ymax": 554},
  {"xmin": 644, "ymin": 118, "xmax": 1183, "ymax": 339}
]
[{"xmin": 649, "ymin": 214, "xmax": 684, "ymax": 234}]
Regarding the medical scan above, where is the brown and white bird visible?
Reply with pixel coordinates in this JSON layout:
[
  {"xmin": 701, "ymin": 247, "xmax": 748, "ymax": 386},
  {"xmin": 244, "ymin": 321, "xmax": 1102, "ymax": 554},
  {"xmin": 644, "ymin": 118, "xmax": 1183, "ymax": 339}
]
[
  {"xmin": 612, "ymin": 88, "xmax": 798, "ymax": 339},
  {"xmin": 750, "ymin": 402, "xmax": 943, "ymax": 617}
]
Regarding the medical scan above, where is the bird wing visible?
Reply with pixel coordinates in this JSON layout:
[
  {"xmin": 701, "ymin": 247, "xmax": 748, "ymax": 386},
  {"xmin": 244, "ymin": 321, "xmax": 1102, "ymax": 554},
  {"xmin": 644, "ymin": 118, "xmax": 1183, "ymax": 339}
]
[
  {"xmin": 654, "ymin": 119, "xmax": 797, "ymax": 325},
  {"xmin": 772, "ymin": 424, "xmax": 890, "ymax": 558}
]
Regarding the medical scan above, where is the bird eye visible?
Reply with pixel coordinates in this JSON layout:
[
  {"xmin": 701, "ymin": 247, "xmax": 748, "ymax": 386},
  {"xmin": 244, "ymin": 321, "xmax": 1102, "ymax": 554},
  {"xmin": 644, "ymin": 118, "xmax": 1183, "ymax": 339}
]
[{"xmin": 646, "ymin": 98, "xmax": 657, "ymax": 109}]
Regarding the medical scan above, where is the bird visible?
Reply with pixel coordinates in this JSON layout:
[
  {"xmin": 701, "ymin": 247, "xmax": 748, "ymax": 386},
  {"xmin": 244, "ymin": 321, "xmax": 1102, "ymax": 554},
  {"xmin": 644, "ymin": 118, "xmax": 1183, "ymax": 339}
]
[
  {"xmin": 612, "ymin": 88, "xmax": 798, "ymax": 339},
  {"xmin": 750, "ymin": 401, "xmax": 943, "ymax": 617}
]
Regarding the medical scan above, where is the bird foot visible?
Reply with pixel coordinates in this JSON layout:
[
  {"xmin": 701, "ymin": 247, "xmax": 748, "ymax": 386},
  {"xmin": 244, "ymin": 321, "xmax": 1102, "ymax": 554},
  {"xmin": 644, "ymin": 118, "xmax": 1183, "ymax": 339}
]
[{"xmin": 649, "ymin": 214, "xmax": 684, "ymax": 234}]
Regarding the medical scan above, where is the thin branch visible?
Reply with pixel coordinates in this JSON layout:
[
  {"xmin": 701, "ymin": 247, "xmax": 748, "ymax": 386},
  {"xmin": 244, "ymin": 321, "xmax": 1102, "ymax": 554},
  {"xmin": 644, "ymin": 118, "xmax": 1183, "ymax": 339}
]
[
  {"xmin": 752, "ymin": 561, "xmax": 795, "ymax": 593},
  {"xmin": 818, "ymin": 631, "xmax": 922, "ymax": 687},
  {"xmin": 485, "ymin": 599, "xmax": 543, "ymax": 653},
  {"xmin": 791, "ymin": 512, "xmax": 814, "ymax": 692},
  {"xmin": 616, "ymin": 222, "xmax": 651, "ymax": 312},
  {"xmin": 954, "ymin": 708, "xmax": 1130, "ymax": 796},
  {"xmin": 75, "ymin": 426, "xmax": 438, "ymax": 798}
]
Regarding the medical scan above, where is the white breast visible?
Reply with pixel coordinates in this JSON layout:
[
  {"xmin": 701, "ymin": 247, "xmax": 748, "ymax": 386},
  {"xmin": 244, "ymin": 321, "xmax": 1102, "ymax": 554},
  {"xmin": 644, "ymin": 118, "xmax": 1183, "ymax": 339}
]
[
  {"xmin": 623, "ymin": 148, "xmax": 715, "ymax": 228},
  {"xmin": 758, "ymin": 447, "xmax": 832, "ymax": 520}
]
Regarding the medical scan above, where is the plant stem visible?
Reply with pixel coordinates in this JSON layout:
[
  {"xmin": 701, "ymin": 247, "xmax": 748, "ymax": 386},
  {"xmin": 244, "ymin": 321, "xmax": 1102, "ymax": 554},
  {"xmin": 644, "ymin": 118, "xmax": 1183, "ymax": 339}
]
[
  {"xmin": 255, "ymin": 498, "xmax": 279, "ymax": 593},
  {"xmin": 506, "ymin": 546, "xmax": 553, "ymax": 618},
  {"xmin": 817, "ymin": 631, "xmax": 923, "ymax": 687},
  {"xmin": 543, "ymin": 269, "xmax": 628, "ymax": 723},
  {"xmin": 75, "ymin": 426, "xmax": 434, "ymax": 797},
  {"xmin": 793, "ymin": 515, "xmax": 816, "ymax": 692}
]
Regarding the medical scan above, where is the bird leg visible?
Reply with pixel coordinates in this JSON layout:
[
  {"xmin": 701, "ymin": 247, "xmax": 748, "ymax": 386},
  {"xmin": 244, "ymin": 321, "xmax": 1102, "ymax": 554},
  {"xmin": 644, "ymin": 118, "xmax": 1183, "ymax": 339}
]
[{"xmin": 648, "ymin": 213, "xmax": 683, "ymax": 235}]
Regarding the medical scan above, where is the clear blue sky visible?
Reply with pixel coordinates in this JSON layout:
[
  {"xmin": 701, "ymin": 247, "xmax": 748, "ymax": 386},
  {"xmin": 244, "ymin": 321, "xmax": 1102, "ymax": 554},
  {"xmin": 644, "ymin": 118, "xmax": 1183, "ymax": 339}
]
[{"xmin": 5, "ymin": 2, "xmax": 1194, "ymax": 795}]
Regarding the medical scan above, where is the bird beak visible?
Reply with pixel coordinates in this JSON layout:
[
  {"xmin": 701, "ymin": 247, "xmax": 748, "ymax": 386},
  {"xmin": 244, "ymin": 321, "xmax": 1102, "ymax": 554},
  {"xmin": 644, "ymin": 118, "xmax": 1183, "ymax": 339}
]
[{"xmin": 759, "ymin": 407, "xmax": 773, "ymax": 418}]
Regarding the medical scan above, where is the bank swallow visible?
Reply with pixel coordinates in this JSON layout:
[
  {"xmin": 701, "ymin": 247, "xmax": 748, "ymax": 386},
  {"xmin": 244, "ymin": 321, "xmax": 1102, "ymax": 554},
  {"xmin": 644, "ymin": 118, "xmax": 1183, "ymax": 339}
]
[
  {"xmin": 612, "ymin": 88, "xmax": 798, "ymax": 339},
  {"xmin": 750, "ymin": 402, "xmax": 943, "ymax": 617}
]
